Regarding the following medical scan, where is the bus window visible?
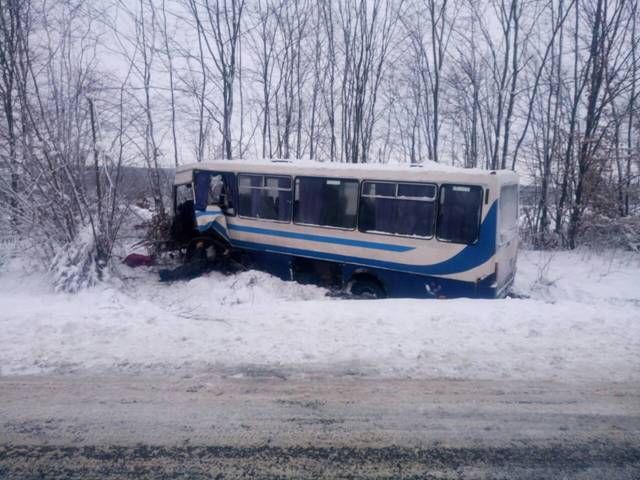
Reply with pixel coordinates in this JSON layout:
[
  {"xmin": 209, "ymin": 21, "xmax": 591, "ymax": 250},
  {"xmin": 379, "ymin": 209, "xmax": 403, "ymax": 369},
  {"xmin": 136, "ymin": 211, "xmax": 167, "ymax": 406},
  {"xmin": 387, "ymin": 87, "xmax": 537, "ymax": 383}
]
[
  {"xmin": 436, "ymin": 184, "xmax": 483, "ymax": 244},
  {"xmin": 194, "ymin": 171, "xmax": 237, "ymax": 214},
  {"xmin": 359, "ymin": 182, "xmax": 436, "ymax": 238},
  {"xmin": 294, "ymin": 177, "xmax": 359, "ymax": 229},
  {"xmin": 499, "ymin": 184, "xmax": 518, "ymax": 244},
  {"xmin": 238, "ymin": 174, "xmax": 292, "ymax": 222}
]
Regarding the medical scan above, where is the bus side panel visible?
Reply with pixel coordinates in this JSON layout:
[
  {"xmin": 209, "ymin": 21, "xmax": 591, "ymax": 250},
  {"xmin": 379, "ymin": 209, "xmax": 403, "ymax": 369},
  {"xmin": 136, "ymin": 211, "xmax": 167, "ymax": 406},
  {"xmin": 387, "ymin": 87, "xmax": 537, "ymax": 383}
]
[
  {"xmin": 241, "ymin": 250, "xmax": 293, "ymax": 281},
  {"xmin": 236, "ymin": 247, "xmax": 497, "ymax": 299},
  {"xmin": 341, "ymin": 264, "xmax": 497, "ymax": 299},
  {"xmin": 227, "ymin": 208, "xmax": 502, "ymax": 299},
  {"xmin": 493, "ymin": 184, "xmax": 519, "ymax": 297},
  {"xmin": 494, "ymin": 237, "xmax": 518, "ymax": 297},
  {"xmin": 225, "ymin": 200, "xmax": 499, "ymax": 284}
]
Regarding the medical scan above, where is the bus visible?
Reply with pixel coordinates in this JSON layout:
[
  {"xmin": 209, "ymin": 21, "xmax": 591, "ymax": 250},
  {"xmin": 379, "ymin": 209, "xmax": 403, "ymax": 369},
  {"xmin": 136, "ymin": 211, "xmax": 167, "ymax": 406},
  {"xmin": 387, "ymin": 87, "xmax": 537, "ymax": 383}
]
[{"xmin": 169, "ymin": 160, "xmax": 519, "ymax": 299}]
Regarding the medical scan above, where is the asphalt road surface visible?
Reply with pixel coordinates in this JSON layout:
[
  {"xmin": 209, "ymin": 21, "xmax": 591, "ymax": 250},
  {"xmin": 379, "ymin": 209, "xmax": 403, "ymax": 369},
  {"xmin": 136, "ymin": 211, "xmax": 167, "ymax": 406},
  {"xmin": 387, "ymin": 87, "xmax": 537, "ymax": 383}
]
[{"xmin": 1, "ymin": 368, "xmax": 639, "ymax": 479}]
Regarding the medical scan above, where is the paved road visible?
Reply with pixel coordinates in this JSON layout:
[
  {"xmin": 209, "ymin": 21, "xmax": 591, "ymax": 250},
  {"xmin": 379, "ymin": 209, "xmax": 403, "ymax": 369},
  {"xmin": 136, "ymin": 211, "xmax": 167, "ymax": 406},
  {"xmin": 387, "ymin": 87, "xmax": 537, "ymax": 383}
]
[{"xmin": 1, "ymin": 369, "xmax": 639, "ymax": 479}]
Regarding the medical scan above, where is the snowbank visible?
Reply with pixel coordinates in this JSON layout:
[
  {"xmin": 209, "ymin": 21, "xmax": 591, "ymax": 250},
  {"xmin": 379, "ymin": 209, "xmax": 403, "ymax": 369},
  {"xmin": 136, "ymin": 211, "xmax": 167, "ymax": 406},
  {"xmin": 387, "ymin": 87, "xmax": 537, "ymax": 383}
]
[{"xmin": 0, "ymin": 249, "xmax": 638, "ymax": 383}]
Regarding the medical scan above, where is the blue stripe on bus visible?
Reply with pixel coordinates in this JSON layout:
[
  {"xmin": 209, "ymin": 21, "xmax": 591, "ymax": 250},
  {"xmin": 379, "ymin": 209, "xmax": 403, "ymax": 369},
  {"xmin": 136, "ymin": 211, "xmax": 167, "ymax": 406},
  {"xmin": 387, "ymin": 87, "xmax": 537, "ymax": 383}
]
[
  {"xmin": 231, "ymin": 203, "xmax": 497, "ymax": 276},
  {"xmin": 227, "ymin": 224, "xmax": 416, "ymax": 252}
]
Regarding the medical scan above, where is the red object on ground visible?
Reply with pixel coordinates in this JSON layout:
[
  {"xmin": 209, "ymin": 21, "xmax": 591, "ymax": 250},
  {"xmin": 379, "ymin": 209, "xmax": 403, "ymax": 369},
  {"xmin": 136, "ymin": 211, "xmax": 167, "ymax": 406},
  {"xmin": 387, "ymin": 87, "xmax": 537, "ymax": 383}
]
[{"xmin": 123, "ymin": 253, "xmax": 155, "ymax": 268}]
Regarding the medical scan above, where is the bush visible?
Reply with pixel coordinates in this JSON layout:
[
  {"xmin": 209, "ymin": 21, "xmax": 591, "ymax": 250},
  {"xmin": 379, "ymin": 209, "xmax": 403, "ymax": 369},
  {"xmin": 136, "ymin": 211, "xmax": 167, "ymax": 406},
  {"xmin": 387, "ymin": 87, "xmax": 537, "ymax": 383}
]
[
  {"xmin": 579, "ymin": 214, "xmax": 640, "ymax": 252},
  {"xmin": 49, "ymin": 226, "xmax": 105, "ymax": 293}
]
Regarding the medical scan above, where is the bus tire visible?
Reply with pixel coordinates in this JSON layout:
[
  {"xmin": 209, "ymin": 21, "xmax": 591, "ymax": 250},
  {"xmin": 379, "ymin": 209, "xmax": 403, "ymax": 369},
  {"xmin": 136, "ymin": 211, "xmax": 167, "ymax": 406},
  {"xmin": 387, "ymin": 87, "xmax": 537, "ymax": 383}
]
[{"xmin": 350, "ymin": 276, "xmax": 386, "ymax": 299}]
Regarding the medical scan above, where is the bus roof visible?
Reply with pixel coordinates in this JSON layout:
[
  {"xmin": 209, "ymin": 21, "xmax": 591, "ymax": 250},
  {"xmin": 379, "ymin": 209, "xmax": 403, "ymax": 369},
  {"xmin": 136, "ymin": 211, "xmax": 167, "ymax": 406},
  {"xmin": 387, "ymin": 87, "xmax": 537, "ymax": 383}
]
[{"xmin": 174, "ymin": 159, "xmax": 518, "ymax": 186}]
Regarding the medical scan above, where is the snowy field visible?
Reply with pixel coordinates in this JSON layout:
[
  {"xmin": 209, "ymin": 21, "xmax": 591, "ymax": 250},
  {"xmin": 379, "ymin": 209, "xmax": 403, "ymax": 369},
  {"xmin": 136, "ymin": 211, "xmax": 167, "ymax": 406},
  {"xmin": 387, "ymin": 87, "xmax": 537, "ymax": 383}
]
[{"xmin": 0, "ymin": 249, "xmax": 638, "ymax": 383}]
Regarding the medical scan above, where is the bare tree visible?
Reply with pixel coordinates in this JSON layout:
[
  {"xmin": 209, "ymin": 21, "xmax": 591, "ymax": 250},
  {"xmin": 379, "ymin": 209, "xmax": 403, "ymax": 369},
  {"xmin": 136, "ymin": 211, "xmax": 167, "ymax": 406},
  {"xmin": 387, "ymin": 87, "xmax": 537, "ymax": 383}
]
[
  {"xmin": 321, "ymin": 0, "xmax": 337, "ymax": 161},
  {"xmin": 188, "ymin": 0, "xmax": 245, "ymax": 159},
  {"xmin": 138, "ymin": 0, "xmax": 166, "ymax": 219},
  {"xmin": 567, "ymin": 0, "xmax": 630, "ymax": 248},
  {"xmin": 405, "ymin": 0, "xmax": 457, "ymax": 163},
  {"xmin": 0, "ymin": 0, "xmax": 132, "ymax": 289},
  {"xmin": 160, "ymin": 0, "xmax": 179, "ymax": 167},
  {"xmin": 339, "ymin": 0, "xmax": 402, "ymax": 163},
  {"xmin": 0, "ymin": 0, "xmax": 30, "ymax": 222}
]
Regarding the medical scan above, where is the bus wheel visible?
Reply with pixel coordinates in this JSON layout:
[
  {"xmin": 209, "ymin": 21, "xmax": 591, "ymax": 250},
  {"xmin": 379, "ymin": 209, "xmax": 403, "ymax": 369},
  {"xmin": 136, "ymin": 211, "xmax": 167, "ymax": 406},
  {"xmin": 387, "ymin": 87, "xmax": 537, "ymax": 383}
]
[{"xmin": 350, "ymin": 277, "xmax": 386, "ymax": 299}]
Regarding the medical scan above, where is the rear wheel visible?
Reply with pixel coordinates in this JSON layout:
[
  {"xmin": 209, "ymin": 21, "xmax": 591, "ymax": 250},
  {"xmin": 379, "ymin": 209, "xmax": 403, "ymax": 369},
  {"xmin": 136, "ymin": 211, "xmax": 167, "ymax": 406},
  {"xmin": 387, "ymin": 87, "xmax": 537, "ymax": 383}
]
[{"xmin": 350, "ymin": 277, "xmax": 386, "ymax": 299}]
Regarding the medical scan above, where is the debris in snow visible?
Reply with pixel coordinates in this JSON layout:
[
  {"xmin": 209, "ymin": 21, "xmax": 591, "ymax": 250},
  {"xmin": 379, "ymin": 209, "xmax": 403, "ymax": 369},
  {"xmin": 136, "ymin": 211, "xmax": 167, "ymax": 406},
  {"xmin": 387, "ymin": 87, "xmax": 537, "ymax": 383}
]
[{"xmin": 123, "ymin": 253, "xmax": 155, "ymax": 268}]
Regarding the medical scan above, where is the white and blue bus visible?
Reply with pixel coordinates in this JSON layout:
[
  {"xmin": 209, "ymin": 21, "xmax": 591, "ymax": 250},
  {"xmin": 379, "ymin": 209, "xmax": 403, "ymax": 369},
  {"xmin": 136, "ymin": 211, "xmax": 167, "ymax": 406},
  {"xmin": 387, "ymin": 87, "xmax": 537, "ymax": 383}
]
[{"xmin": 170, "ymin": 160, "xmax": 519, "ymax": 299}]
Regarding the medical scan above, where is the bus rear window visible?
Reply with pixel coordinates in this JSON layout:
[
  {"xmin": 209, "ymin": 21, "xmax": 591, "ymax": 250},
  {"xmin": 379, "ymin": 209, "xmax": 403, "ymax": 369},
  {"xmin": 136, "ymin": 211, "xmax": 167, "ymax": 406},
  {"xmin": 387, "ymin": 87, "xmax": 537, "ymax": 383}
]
[{"xmin": 436, "ymin": 184, "xmax": 483, "ymax": 244}]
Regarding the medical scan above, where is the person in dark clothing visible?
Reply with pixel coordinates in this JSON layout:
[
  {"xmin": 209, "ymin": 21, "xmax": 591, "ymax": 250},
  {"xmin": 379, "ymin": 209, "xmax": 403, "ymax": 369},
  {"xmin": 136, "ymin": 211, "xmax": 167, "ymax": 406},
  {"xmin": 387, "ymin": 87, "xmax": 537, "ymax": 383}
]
[{"xmin": 159, "ymin": 240, "xmax": 215, "ymax": 282}]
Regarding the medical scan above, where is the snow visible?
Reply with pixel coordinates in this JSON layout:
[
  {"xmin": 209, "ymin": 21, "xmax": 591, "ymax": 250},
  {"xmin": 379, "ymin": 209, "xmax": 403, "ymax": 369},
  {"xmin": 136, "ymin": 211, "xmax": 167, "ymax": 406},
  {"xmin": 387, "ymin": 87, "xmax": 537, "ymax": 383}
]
[
  {"xmin": 0, "ymin": 249, "xmax": 638, "ymax": 383},
  {"xmin": 180, "ymin": 157, "xmax": 506, "ymax": 177},
  {"xmin": 187, "ymin": 157, "xmax": 463, "ymax": 171}
]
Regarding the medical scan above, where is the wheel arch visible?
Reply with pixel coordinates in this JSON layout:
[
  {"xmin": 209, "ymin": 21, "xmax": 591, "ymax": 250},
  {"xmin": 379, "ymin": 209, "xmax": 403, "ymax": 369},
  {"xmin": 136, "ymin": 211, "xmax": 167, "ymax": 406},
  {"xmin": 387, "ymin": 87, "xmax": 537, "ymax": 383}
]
[{"xmin": 347, "ymin": 268, "xmax": 387, "ymax": 296}]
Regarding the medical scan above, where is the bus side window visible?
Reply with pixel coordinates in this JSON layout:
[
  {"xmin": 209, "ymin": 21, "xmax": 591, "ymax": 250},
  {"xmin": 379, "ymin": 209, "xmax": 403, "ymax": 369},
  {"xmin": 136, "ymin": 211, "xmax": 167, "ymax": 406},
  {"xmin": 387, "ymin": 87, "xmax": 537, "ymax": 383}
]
[
  {"xmin": 294, "ymin": 177, "xmax": 359, "ymax": 229},
  {"xmin": 359, "ymin": 181, "xmax": 436, "ymax": 238},
  {"xmin": 238, "ymin": 174, "xmax": 292, "ymax": 221},
  {"xmin": 436, "ymin": 185, "xmax": 483, "ymax": 244}
]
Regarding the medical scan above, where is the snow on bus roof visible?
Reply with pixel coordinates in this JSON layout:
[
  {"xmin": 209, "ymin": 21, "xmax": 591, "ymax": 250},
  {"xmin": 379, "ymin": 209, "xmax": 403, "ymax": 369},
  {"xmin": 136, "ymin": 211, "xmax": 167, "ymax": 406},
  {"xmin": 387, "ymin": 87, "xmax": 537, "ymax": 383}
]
[
  {"xmin": 180, "ymin": 158, "xmax": 472, "ymax": 172},
  {"xmin": 175, "ymin": 158, "xmax": 518, "ymax": 183}
]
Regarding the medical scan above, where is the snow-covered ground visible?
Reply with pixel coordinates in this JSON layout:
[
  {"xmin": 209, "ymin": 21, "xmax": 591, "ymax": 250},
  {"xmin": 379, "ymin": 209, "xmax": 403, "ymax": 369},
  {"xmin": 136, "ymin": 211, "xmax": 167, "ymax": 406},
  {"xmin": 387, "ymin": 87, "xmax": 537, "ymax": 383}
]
[{"xmin": 0, "ymin": 249, "xmax": 638, "ymax": 382}]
